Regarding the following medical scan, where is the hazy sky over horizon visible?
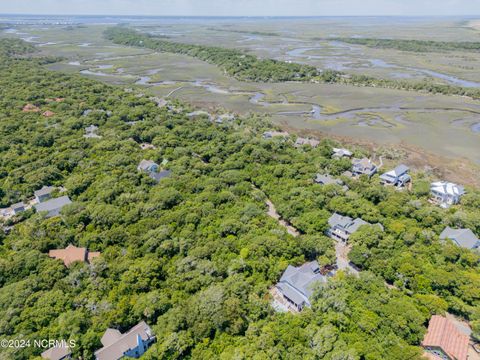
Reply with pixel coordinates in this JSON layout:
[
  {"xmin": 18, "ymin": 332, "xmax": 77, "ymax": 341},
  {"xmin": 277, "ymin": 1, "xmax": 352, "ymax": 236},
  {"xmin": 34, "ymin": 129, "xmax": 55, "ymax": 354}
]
[{"xmin": 1, "ymin": 0, "xmax": 479, "ymax": 16}]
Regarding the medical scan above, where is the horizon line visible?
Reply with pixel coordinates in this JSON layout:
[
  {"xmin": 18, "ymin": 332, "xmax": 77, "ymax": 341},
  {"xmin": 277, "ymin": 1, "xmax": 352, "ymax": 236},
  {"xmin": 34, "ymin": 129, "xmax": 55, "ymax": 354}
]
[{"xmin": 0, "ymin": 13, "xmax": 479, "ymax": 18}]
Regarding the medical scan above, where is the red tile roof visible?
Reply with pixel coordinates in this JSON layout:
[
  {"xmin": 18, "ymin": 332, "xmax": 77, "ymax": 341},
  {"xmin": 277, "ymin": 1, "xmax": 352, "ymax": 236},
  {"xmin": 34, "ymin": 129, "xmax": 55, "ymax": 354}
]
[
  {"xmin": 422, "ymin": 315, "xmax": 469, "ymax": 360},
  {"xmin": 49, "ymin": 245, "xmax": 100, "ymax": 267}
]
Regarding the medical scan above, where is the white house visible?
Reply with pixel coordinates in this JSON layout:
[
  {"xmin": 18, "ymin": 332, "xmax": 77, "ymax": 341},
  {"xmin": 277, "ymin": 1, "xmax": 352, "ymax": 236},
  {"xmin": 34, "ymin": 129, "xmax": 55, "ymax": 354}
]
[{"xmin": 430, "ymin": 181, "xmax": 465, "ymax": 208}]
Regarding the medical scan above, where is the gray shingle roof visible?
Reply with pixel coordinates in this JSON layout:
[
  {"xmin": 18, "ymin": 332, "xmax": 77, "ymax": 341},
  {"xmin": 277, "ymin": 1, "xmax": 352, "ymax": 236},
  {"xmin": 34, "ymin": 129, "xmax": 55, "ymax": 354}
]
[
  {"xmin": 277, "ymin": 261, "xmax": 326, "ymax": 306},
  {"xmin": 149, "ymin": 170, "xmax": 171, "ymax": 182},
  {"xmin": 34, "ymin": 186, "xmax": 55, "ymax": 198},
  {"xmin": 328, "ymin": 213, "xmax": 368, "ymax": 234},
  {"xmin": 95, "ymin": 321, "xmax": 155, "ymax": 360},
  {"xmin": 34, "ymin": 196, "xmax": 72, "ymax": 217},
  {"xmin": 440, "ymin": 227, "xmax": 480, "ymax": 250}
]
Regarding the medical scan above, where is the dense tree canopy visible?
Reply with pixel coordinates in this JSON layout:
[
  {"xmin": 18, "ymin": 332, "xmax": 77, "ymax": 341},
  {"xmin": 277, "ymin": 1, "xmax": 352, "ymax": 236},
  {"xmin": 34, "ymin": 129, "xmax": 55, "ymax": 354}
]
[{"xmin": 0, "ymin": 39, "xmax": 479, "ymax": 359}]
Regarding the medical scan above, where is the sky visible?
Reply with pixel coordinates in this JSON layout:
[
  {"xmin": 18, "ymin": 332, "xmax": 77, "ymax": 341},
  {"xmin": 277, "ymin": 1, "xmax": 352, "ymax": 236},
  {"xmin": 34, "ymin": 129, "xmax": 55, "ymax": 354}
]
[{"xmin": 0, "ymin": 0, "xmax": 479, "ymax": 17}]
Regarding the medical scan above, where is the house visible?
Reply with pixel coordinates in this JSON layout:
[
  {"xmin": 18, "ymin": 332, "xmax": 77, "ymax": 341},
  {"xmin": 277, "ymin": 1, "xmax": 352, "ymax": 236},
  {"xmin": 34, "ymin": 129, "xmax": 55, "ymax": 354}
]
[
  {"xmin": 440, "ymin": 227, "xmax": 480, "ymax": 250},
  {"xmin": 421, "ymin": 315, "xmax": 469, "ymax": 360},
  {"xmin": 84, "ymin": 125, "xmax": 101, "ymax": 139},
  {"xmin": 430, "ymin": 182, "xmax": 465, "ymax": 208},
  {"xmin": 379, "ymin": 164, "xmax": 411, "ymax": 187},
  {"xmin": 352, "ymin": 158, "xmax": 378, "ymax": 177},
  {"xmin": 295, "ymin": 137, "xmax": 320, "ymax": 148},
  {"xmin": 22, "ymin": 103, "xmax": 40, "ymax": 112},
  {"xmin": 34, "ymin": 186, "xmax": 56, "ymax": 203},
  {"xmin": 95, "ymin": 321, "xmax": 156, "ymax": 360},
  {"xmin": 49, "ymin": 244, "xmax": 100, "ymax": 267},
  {"xmin": 139, "ymin": 143, "xmax": 156, "ymax": 150},
  {"xmin": 149, "ymin": 170, "xmax": 172, "ymax": 182},
  {"xmin": 275, "ymin": 261, "xmax": 328, "ymax": 312},
  {"xmin": 137, "ymin": 159, "xmax": 159, "ymax": 173},
  {"xmin": 315, "ymin": 174, "xmax": 348, "ymax": 190},
  {"xmin": 41, "ymin": 345, "xmax": 72, "ymax": 360},
  {"xmin": 262, "ymin": 131, "xmax": 289, "ymax": 139},
  {"xmin": 11, "ymin": 202, "xmax": 26, "ymax": 215},
  {"xmin": 34, "ymin": 196, "xmax": 72, "ymax": 218},
  {"xmin": 332, "ymin": 148, "xmax": 353, "ymax": 159},
  {"xmin": 138, "ymin": 160, "xmax": 171, "ymax": 183},
  {"xmin": 326, "ymin": 213, "xmax": 381, "ymax": 242},
  {"xmin": 42, "ymin": 110, "xmax": 55, "ymax": 117}
]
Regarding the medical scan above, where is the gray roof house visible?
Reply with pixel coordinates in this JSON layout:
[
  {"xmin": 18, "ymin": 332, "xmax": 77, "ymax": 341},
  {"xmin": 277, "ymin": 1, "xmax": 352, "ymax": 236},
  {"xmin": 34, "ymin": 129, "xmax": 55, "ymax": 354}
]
[
  {"xmin": 34, "ymin": 185, "xmax": 56, "ymax": 203},
  {"xmin": 11, "ymin": 202, "xmax": 26, "ymax": 215},
  {"xmin": 137, "ymin": 159, "xmax": 159, "ymax": 173},
  {"xmin": 380, "ymin": 164, "xmax": 411, "ymax": 187},
  {"xmin": 262, "ymin": 130, "xmax": 289, "ymax": 139},
  {"xmin": 84, "ymin": 125, "xmax": 101, "ymax": 139},
  {"xmin": 275, "ymin": 261, "xmax": 328, "ymax": 312},
  {"xmin": 430, "ymin": 181, "xmax": 465, "ymax": 208},
  {"xmin": 138, "ymin": 160, "xmax": 171, "ymax": 183},
  {"xmin": 41, "ymin": 345, "xmax": 72, "ymax": 360},
  {"xmin": 315, "ymin": 174, "xmax": 348, "ymax": 191},
  {"xmin": 440, "ymin": 227, "xmax": 480, "ymax": 250},
  {"xmin": 332, "ymin": 148, "xmax": 353, "ymax": 159},
  {"xmin": 149, "ymin": 170, "xmax": 172, "ymax": 182},
  {"xmin": 326, "ymin": 213, "xmax": 382, "ymax": 242},
  {"xmin": 295, "ymin": 137, "xmax": 320, "ymax": 148},
  {"xmin": 352, "ymin": 158, "xmax": 378, "ymax": 177},
  {"xmin": 34, "ymin": 196, "xmax": 72, "ymax": 218},
  {"xmin": 95, "ymin": 321, "xmax": 155, "ymax": 360}
]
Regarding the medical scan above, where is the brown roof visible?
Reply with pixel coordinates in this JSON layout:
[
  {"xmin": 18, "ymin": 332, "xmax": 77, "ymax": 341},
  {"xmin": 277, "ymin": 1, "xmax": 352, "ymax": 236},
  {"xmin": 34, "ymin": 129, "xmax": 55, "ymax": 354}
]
[
  {"xmin": 43, "ymin": 110, "xmax": 55, "ymax": 117},
  {"xmin": 49, "ymin": 244, "xmax": 100, "ymax": 267},
  {"xmin": 422, "ymin": 315, "xmax": 469, "ymax": 360},
  {"xmin": 22, "ymin": 103, "xmax": 40, "ymax": 112}
]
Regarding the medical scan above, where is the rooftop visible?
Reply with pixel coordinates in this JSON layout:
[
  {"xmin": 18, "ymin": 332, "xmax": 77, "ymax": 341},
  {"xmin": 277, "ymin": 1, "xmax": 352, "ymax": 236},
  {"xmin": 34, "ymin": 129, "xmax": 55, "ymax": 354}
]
[
  {"xmin": 35, "ymin": 196, "xmax": 71, "ymax": 215},
  {"xmin": 431, "ymin": 181, "xmax": 465, "ymax": 196},
  {"xmin": 440, "ymin": 227, "xmax": 480, "ymax": 250},
  {"xmin": 34, "ymin": 185, "xmax": 55, "ymax": 198},
  {"xmin": 48, "ymin": 244, "xmax": 100, "ymax": 267},
  {"xmin": 422, "ymin": 315, "xmax": 469, "ymax": 360},
  {"xmin": 41, "ymin": 345, "xmax": 72, "ymax": 360},
  {"xmin": 95, "ymin": 321, "xmax": 155, "ymax": 360}
]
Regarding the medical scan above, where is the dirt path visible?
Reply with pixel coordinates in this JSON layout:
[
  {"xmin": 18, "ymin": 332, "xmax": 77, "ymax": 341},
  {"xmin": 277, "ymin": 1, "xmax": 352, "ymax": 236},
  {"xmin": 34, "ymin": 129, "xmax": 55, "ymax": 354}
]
[
  {"xmin": 335, "ymin": 241, "xmax": 359, "ymax": 276},
  {"xmin": 264, "ymin": 198, "xmax": 300, "ymax": 237}
]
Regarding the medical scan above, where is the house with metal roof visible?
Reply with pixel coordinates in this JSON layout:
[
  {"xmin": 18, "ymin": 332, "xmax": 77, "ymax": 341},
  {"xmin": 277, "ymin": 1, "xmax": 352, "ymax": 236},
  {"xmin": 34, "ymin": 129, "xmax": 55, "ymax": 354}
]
[
  {"xmin": 351, "ymin": 158, "xmax": 378, "ymax": 177},
  {"xmin": 34, "ymin": 186, "xmax": 56, "ymax": 203},
  {"xmin": 95, "ymin": 321, "xmax": 155, "ymax": 360},
  {"xmin": 421, "ymin": 315, "xmax": 469, "ymax": 360},
  {"xmin": 430, "ymin": 181, "xmax": 465, "ymax": 208},
  {"xmin": 379, "ymin": 164, "xmax": 411, "ymax": 187},
  {"xmin": 327, "ymin": 213, "xmax": 382, "ymax": 242},
  {"xmin": 274, "ymin": 261, "xmax": 329, "ymax": 312},
  {"xmin": 34, "ymin": 196, "xmax": 72, "ymax": 218},
  {"xmin": 440, "ymin": 227, "xmax": 480, "ymax": 250}
]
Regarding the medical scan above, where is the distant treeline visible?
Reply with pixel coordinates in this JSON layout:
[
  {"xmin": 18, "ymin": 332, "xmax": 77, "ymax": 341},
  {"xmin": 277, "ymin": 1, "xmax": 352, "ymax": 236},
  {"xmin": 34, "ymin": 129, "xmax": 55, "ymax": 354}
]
[
  {"xmin": 0, "ymin": 38, "xmax": 36, "ymax": 58},
  {"xmin": 105, "ymin": 27, "xmax": 480, "ymax": 100},
  {"xmin": 332, "ymin": 37, "xmax": 480, "ymax": 52},
  {"xmin": 105, "ymin": 27, "xmax": 318, "ymax": 82},
  {"xmin": 206, "ymin": 27, "xmax": 280, "ymax": 37}
]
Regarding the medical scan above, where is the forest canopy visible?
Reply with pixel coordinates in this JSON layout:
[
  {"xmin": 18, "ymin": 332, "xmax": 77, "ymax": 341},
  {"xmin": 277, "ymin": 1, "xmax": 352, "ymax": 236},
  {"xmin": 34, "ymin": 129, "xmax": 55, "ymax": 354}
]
[{"xmin": 0, "ymin": 38, "xmax": 479, "ymax": 359}]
